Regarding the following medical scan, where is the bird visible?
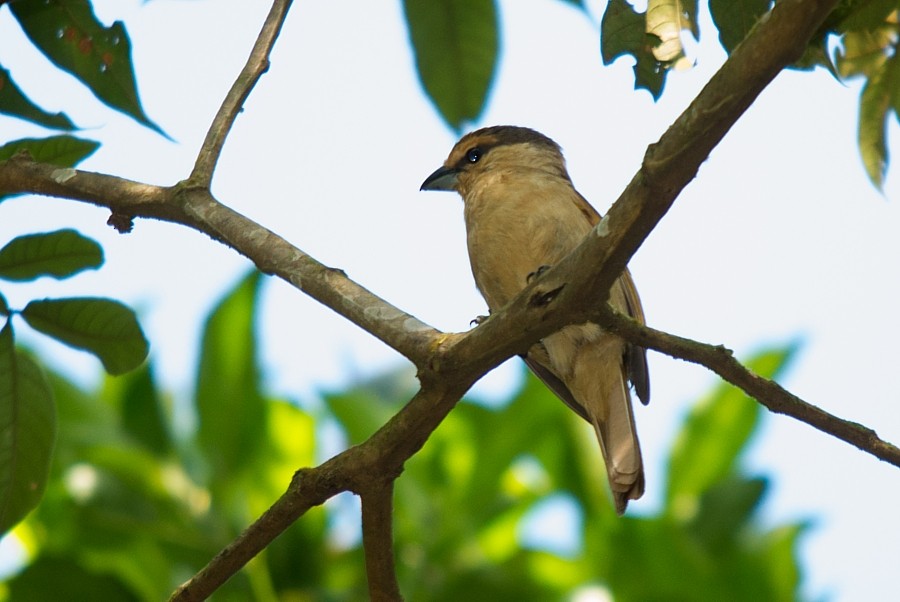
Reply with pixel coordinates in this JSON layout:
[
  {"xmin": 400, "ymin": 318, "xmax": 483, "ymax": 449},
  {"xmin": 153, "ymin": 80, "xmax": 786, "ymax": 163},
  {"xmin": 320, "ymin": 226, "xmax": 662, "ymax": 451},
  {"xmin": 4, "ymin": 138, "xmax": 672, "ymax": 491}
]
[{"xmin": 420, "ymin": 125, "xmax": 650, "ymax": 514}]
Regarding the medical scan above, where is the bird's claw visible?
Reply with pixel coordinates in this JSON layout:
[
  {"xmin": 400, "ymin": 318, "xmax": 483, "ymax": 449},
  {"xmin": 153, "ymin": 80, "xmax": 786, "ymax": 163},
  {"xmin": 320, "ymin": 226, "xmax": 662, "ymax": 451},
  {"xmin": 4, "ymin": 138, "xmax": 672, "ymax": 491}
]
[
  {"xmin": 470, "ymin": 314, "xmax": 490, "ymax": 327},
  {"xmin": 527, "ymin": 264, "xmax": 552, "ymax": 284}
]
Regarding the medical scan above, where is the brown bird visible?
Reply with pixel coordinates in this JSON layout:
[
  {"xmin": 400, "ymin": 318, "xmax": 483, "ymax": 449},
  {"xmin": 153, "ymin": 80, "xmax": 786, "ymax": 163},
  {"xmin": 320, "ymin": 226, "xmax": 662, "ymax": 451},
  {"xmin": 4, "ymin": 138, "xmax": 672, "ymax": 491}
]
[{"xmin": 420, "ymin": 125, "xmax": 650, "ymax": 514}]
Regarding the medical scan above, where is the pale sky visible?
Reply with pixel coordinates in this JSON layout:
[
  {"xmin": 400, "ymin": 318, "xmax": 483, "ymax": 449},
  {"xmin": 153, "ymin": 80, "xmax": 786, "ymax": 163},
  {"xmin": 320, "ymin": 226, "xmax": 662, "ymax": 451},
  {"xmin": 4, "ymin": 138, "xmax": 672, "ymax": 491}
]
[{"xmin": 2, "ymin": 0, "xmax": 899, "ymax": 599}]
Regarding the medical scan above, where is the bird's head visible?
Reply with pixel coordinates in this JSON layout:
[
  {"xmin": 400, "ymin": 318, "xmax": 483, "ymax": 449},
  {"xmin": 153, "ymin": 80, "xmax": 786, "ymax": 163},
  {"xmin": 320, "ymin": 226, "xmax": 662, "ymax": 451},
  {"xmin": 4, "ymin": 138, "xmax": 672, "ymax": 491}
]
[{"xmin": 420, "ymin": 125, "xmax": 569, "ymax": 197}]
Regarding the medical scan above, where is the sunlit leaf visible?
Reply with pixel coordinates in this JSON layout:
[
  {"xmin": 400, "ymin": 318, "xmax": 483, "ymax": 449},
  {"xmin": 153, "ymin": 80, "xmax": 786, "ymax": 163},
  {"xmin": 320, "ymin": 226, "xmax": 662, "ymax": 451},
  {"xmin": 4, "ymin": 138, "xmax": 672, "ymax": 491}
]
[
  {"xmin": 834, "ymin": 27, "xmax": 894, "ymax": 79},
  {"xmin": 0, "ymin": 66, "xmax": 76, "ymax": 130},
  {"xmin": 646, "ymin": 0, "xmax": 694, "ymax": 68},
  {"xmin": 0, "ymin": 323, "xmax": 57, "ymax": 535},
  {"xmin": 403, "ymin": 0, "xmax": 498, "ymax": 131},
  {"xmin": 195, "ymin": 270, "xmax": 267, "ymax": 480},
  {"xmin": 0, "ymin": 229, "xmax": 103, "ymax": 282},
  {"xmin": 858, "ymin": 65, "xmax": 891, "ymax": 189},
  {"xmin": 601, "ymin": 0, "xmax": 667, "ymax": 98},
  {"xmin": 709, "ymin": 0, "xmax": 771, "ymax": 53},
  {"xmin": 8, "ymin": 0, "xmax": 164, "ymax": 134},
  {"xmin": 21, "ymin": 298, "xmax": 148, "ymax": 375},
  {"xmin": 757, "ymin": 523, "xmax": 808, "ymax": 598},
  {"xmin": 665, "ymin": 344, "xmax": 797, "ymax": 515}
]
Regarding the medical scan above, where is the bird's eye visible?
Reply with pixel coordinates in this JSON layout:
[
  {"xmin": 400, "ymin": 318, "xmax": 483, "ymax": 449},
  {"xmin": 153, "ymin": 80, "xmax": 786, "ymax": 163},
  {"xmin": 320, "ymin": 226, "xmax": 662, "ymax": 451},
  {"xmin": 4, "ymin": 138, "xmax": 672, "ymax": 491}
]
[{"xmin": 466, "ymin": 147, "xmax": 483, "ymax": 163}]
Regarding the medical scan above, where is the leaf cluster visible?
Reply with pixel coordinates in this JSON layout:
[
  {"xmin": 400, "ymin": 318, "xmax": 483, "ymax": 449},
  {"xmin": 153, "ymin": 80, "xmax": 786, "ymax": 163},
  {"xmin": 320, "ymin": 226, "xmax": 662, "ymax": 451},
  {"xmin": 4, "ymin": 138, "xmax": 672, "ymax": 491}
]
[
  {"xmin": 0, "ymin": 229, "xmax": 148, "ymax": 536},
  {"xmin": 2, "ymin": 272, "xmax": 807, "ymax": 600},
  {"xmin": 825, "ymin": 0, "xmax": 900, "ymax": 187},
  {"xmin": 0, "ymin": 0, "xmax": 157, "ymax": 192}
]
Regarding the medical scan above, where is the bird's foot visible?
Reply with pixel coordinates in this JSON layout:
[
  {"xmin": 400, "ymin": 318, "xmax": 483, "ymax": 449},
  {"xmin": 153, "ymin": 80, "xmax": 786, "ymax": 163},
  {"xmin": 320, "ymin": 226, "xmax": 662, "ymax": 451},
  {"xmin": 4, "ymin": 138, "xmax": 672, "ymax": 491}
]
[
  {"xmin": 470, "ymin": 313, "xmax": 490, "ymax": 327},
  {"xmin": 526, "ymin": 264, "xmax": 552, "ymax": 284}
]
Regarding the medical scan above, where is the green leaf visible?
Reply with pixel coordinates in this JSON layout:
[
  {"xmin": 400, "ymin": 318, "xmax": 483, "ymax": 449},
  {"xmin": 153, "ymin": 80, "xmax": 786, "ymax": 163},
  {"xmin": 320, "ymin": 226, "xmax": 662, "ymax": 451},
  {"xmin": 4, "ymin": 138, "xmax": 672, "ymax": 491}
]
[
  {"xmin": 7, "ymin": 556, "xmax": 140, "ymax": 601},
  {"xmin": 0, "ymin": 322, "xmax": 57, "ymax": 535},
  {"xmin": 858, "ymin": 64, "xmax": 891, "ymax": 189},
  {"xmin": 0, "ymin": 293, "xmax": 7, "ymax": 316},
  {"xmin": 665, "ymin": 344, "xmax": 797, "ymax": 516},
  {"xmin": 8, "ymin": 0, "xmax": 164, "ymax": 134},
  {"xmin": 709, "ymin": 0, "xmax": 772, "ymax": 54},
  {"xmin": 834, "ymin": 27, "xmax": 894, "ymax": 79},
  {"xmin": 324, "ymin": 369, "xmax": 413, "ymax": 444},
  {"xmin": 600, "ymin": 0, "xmax": 667, "ymax": 99},
  {"xmin": 195, "ymin": 270, "xmax": 267, "ymax": 480},
  {"xmin": 0, "ymin": 66, "xmax": 76, "ymax": 130},
  {"xmin": 834, "ymin": 0, "xmax": 897, "ymax": 33},
  {"xmin": 0, "ymin": 136, "xmax": 100, "ymax": 202},
  {"xmin": 0, "ymin": 135, "xmax": 99, "ymax": 165},
  {"xmin": 681, "ymin": 0, "xmax": 699, "ymax": 38},
  {"xmin": 21, "ymin": 298, "xmax": 148, "ymax": 375},
  {"xmin": 757, "ymin": 523, "xmax": 808, "ymax": 598},
  {"xmin": 114, "ymin": 364, "xmax": 172, "ymax": 457},
  {"xmin": 0, "ymin": 229, "xmax": 103, "ymax": 282},
  {"xmin": 403, "ymin": 0, "xmax": 498, "ymax": 131},
  {"xmin": 688, "ymin": 475, "xmax": 768, "ymax": 550},
  {"xmin": 793, "ymin": 34, "xmax": 839, "ymax": 75}
]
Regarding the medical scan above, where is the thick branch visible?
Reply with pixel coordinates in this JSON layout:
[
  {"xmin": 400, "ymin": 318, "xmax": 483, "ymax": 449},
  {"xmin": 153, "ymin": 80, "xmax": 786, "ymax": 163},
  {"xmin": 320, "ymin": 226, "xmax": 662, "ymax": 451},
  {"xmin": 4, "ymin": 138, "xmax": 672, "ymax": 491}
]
[
  {"xmin": 189, "ymin": 0, "xmax": 293, "ymax": 186},
  {"xmin": 361, "ymin": 480, "xmax": 403, "ymax": 602},
  {"xmin": 469, "ymin": 0, "xmax": 843, "ymax": 340},
  {"xmin": 598, "ymin": 307, "xmax": 900, "ymax": 467}
]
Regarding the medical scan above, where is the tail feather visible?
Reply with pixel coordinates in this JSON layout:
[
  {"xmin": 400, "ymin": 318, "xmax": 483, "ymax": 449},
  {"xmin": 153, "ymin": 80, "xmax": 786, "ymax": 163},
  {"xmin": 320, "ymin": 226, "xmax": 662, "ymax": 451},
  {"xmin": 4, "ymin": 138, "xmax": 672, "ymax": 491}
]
[
  {"xmin": 590, "ymin": 370, "xmax": 644, "ymax": 515},
  {"xmin": 538, "ymin": 326, "xmax": 646, "ymax": 515}
]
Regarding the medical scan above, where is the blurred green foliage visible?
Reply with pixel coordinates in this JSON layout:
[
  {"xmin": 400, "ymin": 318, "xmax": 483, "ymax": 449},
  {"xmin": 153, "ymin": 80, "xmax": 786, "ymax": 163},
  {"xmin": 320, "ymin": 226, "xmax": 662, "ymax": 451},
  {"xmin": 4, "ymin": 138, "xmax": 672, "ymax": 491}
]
[
  {"xmin": 0, "ymin": 271, "xmax": 808, "ymax": 600},
  {"xmin": 0, "ymin": 229, "xmax": 148, "ymax": 536}
]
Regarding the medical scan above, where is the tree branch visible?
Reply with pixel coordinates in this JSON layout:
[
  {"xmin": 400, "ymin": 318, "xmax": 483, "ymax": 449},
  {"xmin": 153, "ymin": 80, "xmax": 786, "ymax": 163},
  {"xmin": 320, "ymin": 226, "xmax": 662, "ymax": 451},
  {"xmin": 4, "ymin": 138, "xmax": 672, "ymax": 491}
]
[
  {"xmin": 528, "ymin": 0, "xmax": 841, "ymax": 321},
  {"xmin": 598, "ymin": 306, "xmax": 900, "ymax": 467},
  {"xmin": 361, "ymin": 480, "xmax": 403, "ymax": 602},
  {"xmin": 4, "ymin": 0, "xmax": 889, "ymax": 599},
  {"xmin": 169, "ymin": 385, "xmax": 466, "ymax": 601},
  {"xmin": 169, "ymin": 464, "xmax": 344, "ymax": 602},
  {"xmin": 189, "ymin": 0, "xmax": 293, "ymax": 187},
  {"xmin": 0, "ymin": 154, "xmax": 443, "ymax": 366}
]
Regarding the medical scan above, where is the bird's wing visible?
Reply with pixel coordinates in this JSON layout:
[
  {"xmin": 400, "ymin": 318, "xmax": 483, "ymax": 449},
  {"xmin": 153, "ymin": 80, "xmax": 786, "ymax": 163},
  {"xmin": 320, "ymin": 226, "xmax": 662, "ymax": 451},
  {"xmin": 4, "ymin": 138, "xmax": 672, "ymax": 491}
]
[
  {"xmin": 618, "ymin": 270, "xmax": 650, "ymax": 405},
  {"xmin": 574, "ymin": 191, "xmax": 650, "ymax": 406},
  {"xmin": 521, "ymin": 344, "xmax": 590, "ymax": 422}
]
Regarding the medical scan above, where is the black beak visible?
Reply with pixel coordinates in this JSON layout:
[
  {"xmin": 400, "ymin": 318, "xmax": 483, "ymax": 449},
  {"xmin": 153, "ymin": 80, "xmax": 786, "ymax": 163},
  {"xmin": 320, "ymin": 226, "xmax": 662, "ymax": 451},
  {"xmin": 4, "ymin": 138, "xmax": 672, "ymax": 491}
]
[{"xmin": 420, "ymin": 166, "xmax": 459, "ymax": 191}]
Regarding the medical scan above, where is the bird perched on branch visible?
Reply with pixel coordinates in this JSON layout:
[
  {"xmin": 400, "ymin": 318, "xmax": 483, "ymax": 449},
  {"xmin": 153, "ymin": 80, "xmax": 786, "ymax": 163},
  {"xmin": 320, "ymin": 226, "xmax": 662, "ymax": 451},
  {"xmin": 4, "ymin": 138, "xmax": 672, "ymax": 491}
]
[{"xmin": 420, "ymin": 125, "xmax": 650, "ymax": 514}]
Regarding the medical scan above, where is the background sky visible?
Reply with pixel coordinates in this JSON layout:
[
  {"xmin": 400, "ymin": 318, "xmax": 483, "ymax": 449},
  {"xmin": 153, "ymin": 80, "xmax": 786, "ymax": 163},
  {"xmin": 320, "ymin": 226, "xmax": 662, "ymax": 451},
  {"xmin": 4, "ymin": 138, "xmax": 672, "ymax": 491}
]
[{"xmin": 2, "ymin": 0, "xmax": 899, "ymax": 599}]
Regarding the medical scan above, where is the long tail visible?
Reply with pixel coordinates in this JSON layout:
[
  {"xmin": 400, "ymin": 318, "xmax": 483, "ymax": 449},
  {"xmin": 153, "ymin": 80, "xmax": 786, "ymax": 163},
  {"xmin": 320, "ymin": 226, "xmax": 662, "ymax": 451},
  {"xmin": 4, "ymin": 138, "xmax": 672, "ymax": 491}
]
[
  {"xmin": 532, "ymin": 328, "xmax": 645, "ymax": 514},
  {"xmin": 591, "ymin": 371, "xmax": 644, "ymax": 515}
]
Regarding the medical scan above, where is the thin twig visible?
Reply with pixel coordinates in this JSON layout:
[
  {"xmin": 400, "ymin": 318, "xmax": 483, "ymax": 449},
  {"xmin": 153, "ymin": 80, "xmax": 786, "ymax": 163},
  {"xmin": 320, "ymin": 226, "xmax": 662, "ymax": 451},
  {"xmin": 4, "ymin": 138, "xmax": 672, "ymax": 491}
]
[
  {"xmin": 361, "ymin": 480, "xmax": 403, "ymax": 602},
  {"xmin": 189, "ymin": 0, "xmax": 294, "ymax": 187},
  {"xmin": 599, "ymin": 307, "xmax": 900, "ymax": 467}
]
